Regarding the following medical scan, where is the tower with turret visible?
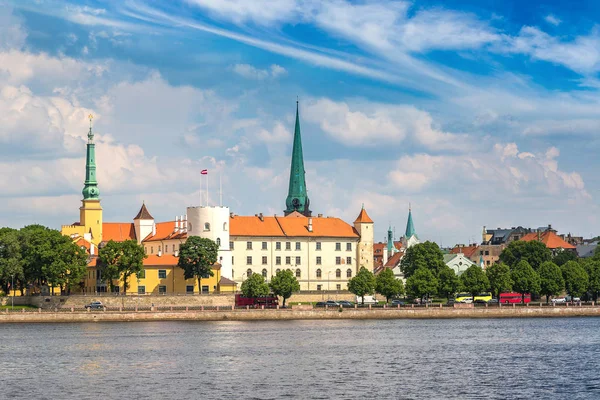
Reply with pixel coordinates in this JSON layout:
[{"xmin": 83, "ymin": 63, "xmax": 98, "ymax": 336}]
[{"xmin": 354, "ymin": 206, "xmax": 374, "ymax": 271}]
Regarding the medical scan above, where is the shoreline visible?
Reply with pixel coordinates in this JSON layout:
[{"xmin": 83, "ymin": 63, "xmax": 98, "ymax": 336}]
[{"xmin": 1, "ymin": 306, "xmax": 600, "ymax": 323}]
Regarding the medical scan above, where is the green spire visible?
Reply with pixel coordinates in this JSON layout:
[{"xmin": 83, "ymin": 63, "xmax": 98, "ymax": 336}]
[
  {"xmin": 285, "ymin": 101, "xmax": 311, "ymax": 216},
  {"xmin": 405, "ymin": 204, "xmax": 416, "ymax": 238},
  {"xmin": 82, "ymin": 115, "xmax": 100, "ymax": 200},
  {"xmin": 387, "ymin": 225, "xmax": 394, "ymax": 255}
]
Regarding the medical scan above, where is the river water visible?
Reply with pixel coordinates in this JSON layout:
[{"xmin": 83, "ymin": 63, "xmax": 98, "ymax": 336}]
[{"xmin": 1, "ymin": 318, "xmax": 599, "ymax": 399}]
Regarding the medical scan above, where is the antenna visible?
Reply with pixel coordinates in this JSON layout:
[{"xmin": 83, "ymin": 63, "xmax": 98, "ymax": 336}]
[{"xmin": 219, "ymin": 172, "xmax": 222, "ymax": 207}]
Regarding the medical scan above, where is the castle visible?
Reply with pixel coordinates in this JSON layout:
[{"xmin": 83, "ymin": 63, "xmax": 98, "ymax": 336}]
[{"xmin": 62, "ymin": 104, "xmax": 374, "ymax": 294}]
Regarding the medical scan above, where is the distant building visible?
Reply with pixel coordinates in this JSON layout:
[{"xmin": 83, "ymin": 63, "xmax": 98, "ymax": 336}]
[
  {"xmin": 576, "ymin": 243, "xmax": 598, "ymax": 259},
  {"xmin": 444, "ymin": 253, "xmax": 477, "ymax": 276},
  {"xmin": 519, "ymin": 231, "xmax": 576, "ymax": 256}
]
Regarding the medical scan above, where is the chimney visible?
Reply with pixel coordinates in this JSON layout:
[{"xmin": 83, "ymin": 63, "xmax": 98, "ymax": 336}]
[
  {"xmin": 152, "ymin": 223, "xmax": 156, "ymax": 236},
  {"xmin": 174, "ymin": 250, "xmax": 179, "ymax": 257},
  {"xmin": 318, "ymin": 214, "xmax": 323, "ymax": 218},
  {"xmin": 90, "ymin": 243, "xmax": 95, "ymax": 256},
  {"xmin": 259, "ymin": 213, "xmax": 264, "ymax": 222},
  {"xmin": 308, "ymin": 218, "xmax": 313, "ymax": 232},
  {"xmin": 158, "ymin": 249, "xmax": 162, "ymax": 257},
  {"xmin": 183, "ymin": 215, "xmax": 188, "ymax": 232},
  {"xmin": 230, "ymin": 212, "xmax": 234, "ymax": 218},
  {"xmin": 175, "ymin": 216, "xmax": 180, "ymax": 233}
]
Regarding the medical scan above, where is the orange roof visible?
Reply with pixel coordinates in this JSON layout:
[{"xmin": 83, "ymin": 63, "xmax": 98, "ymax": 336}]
[
  {"xmin": 450, "ymin": 245, "xmax": 479, "ymax": 258},
  {"xmin": 144, "ymin": 254, "xmax": 179, "ymax": 266},
  {"xmin": 143, "ymin": 221, "xmax": 187, "ymax": 242},
  {"xmin": 354, "ymin": 208, "xmax": 373, "ymax": 223},
  {"xmin": 88, "ymin": 257, "xmax": 98, "ymax": 267},
  {"xmin": 384, "ymin": 251, "xmax": 403, "ymax": 267},
  {"xmin": 230, "ymin": 216, "xmax": 285, "ymax": 237},
  {"xmin": 520, "ymin": 231, "xmax": 576, "ymax": 249},
  {"xmin": 75, "ymin": 238, "xmax": 91, "ymax": 251},
  {"xmin": 374, "ymin": 242, "xmax": 403, "ymax": 254},
  {"xmin": 276, "ymin": 215, "xmax": 359, "ymax": 238},
  {"xmin": 102, "ymin": 223, "xmax": 136, "ymax": 242}
]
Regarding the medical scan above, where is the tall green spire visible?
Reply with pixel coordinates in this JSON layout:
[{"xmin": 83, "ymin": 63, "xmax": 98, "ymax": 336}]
[
  {"xmin": 285, "ymin": 101, "xmax": 311, "ymax": 216},
  {"xmin": 405, "ymin": 204, "xmax": 416, "ymax": 238},
  {"xmin": 82, "ymin": 115, "xmax": 100, "ymax": 200}
]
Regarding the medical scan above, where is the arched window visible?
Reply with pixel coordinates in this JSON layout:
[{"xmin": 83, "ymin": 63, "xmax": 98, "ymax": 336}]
[
  {"xmin": 276, "ymin": 269, "xmax": 281, "ymax": 274},
  {"xmin": 346, "ymin": 269, "xmax": 352, "ymax": 278},
  {"xmin": 223, "ymin": 222, "xmax": 228, "ymax": 231},
  {"xmin": 316, "ymin": 269, "xmax": 322, "ymax": 278},
  {"xmin": 216, "ymin": 238, "xmax": 221, "ymax": 247},
  {"xmin": 336, "ymin": 269, "xmax": 341, "ymax": 278},
  {"xmin": 188, "ymin": 223, "xmax": 192, "ymax": 231},
  {"xmin": 204, "ymin": 222, "xmax": 210, "ymax": 231},
  {"xmin": 262, "ymin": 269, "xmax": 267, "ymax": 278},
  {"xmin": 246, "ymin": 268, "xmax": 252, "ymax": 277},
  {"xmin": 296, "ymin": 269, "xmax": 301, "ymax": 278}
]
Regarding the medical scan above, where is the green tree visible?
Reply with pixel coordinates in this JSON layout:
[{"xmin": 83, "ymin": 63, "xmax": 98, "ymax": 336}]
[
  {"xmin": 552, "ymin": 250, "xmax": 577, "ymax": 266},
  {"xmin": 538, "ymin": 261, "xmax": 564, "ymax": 303},
  {"xmin": 405, "ymin": 267, "xmax": 438, "ymax": 301},
  {"xmin": 486, "ymin": 263, "xmax": 512, "ymax": 299},
  {"xmin": 348, "ymin": 267, "xmax": 376, "ymax": 305},
  {"xmin": 561, "ymin": 261, "xmax": 589, "ymax": 299},
  {"xmin": 499, "ymin": 240, "xmax": 552, "ymax": 270},
  {"xmin": 241, "ymin": 272, "xmax": 270, "ymax": 298},
  {"xmin": 0, "ymin": 228, "xmax": 24, "ymax": 295},
  {"xmin": 437, "ymin": 265, "xmax": 460, "ymax": 301},
  {"xmin": 580, "ymin": 259, "xmax": 600, "ymax": 301},
  {"xmin": 375, "ymin": 268, "xmax": 404, "ymax": 303},
  {"xmin": 116, "ymin": 240, "xmax": 146, "ymax": 294},
  {"xmin": 177, "ymin": 236, "xmax": 219, "ymax": 290},
  {"xmin": 98, "ymin": 240, "xmax": 124, "ymax": 292},
  {"xmin": 52, "ymin": 236, "xmax": 88, "ymax": 294},
  {"xmin": 400, "ymin": 241, "xmax": 445, "ymax": 279},
  {"xmin": 460, "ymin": 266, "xmax": 489, "ymax": 297},
  {"xmin": 19, "ymin": 225, "xmax": 54, "ymax": 290},
  {"xmin": 511, "ymin": 260, "xmax": 541, "ymax": 303},
  {"xmin": 269, "ymin": 269, "xmax": 300, "ymax": 307}
]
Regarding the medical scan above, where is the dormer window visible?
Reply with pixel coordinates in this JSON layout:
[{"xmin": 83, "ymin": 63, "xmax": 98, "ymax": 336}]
[{"xmin": 204, "ymin": 223, "xmax": 210, "ymax": 231}]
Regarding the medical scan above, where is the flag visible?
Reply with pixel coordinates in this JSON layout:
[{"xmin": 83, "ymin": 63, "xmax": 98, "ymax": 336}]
[{"xmin": 201, "ymin": 169, "xmax": 208, "ymax": 175}]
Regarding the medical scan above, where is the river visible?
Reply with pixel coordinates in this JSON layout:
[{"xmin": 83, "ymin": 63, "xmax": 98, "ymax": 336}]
[{"xmin": 1, "ymin": 318, "xmax": 599, "ymax": 399}]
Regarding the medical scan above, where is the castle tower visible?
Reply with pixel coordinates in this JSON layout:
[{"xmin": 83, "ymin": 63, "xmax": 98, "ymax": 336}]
[
  {"xmin": 133, "ymin": 202, "xmax": 155, "ymax": 243},
  {"xmin": 354, "ymin": 206, "xmax": 374, "ymax": 271},
  {"xmin": 284, "ymin": 101, "xmax": 311, "ymax": 216},
  {"xmin": 187, "ymin": 206, "xmax": 232, "ymax": 279},
  {"xmin": 79, "ymin": 115, "xmax": 103, "ymax": 245}
]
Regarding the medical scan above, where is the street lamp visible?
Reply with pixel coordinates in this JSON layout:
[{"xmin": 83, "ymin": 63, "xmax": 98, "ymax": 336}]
[
  {"xmin": 11, "ymin": 274, "xmax": 14, "ymax": 310},
  {"xmin": 328, "ymin": 271, "xmax": 331, "ymax": 298}
]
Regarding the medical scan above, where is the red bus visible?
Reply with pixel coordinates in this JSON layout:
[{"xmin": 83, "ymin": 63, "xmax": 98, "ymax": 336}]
[
  {"xmin": 235, "ymin": 294, "xmax": 279, "ymax": 308},
  {"xmin": 499, "ymin": 292, "xmax": 531, "ymax": 304}
]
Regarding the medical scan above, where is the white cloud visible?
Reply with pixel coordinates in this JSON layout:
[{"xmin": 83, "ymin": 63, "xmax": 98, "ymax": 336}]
[
  {"xmin": 185, "ymin": 0, "xmax": 300, "ymax": 26},
  {"xmin": 0, "ymin": 5, "xmax": 27, "ymax": 50},
  {"xmin": 544, "ymin": 14, "xmax": 561, "ymax": 26},
  {"xmin": 232, "ymin": 63, "xmax": 287, "ymax": 80},
  {"xmin": 257, "ymin": 122, "xmax": 292, "ymax": 143}
]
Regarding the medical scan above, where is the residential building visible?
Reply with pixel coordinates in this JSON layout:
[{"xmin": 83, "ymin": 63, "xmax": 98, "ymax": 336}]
[{"xmin": 444, "ymin": 253, "xmax": 477, "ymax": 276}]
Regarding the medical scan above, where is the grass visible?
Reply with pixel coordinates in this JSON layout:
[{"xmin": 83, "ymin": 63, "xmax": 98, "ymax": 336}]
[{"xmin": 0, "ymin": 305, "xmax": 38, "ymax": 310}]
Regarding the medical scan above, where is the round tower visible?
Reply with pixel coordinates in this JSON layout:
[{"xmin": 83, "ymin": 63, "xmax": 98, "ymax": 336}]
[{"xmin": 187, "ymin": 206, "xmax": 232, "ymax": 279}]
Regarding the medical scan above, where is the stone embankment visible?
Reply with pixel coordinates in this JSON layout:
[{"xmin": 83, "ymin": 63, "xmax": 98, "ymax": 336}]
[{"xmin": 1, "ymin": 305, "xmax": 600, "ymax": 323}]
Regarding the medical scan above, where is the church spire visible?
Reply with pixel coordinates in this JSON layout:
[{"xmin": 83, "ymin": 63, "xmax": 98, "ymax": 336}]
[
  {"xmin": 405, "ymin": 204, "xmax": 416, "ymax": 238},
  {"xmin": 82, "ymin": 114, "xmax": 100, "ymax": 200},
  {"xmin": 285, "ymin": 101, "xmax": 311, "ymax": 216},
  {"xmin": 387, "ymin": 225, "xmax": 394, "ymax": 255}
]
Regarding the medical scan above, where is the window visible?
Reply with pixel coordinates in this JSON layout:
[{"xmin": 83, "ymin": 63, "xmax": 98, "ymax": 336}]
[
  {"xmin": 336, "ymin": 269, "xmax": 341, "ymax": 278},
  {"xmin": 336, "ymin": 257, "xmax": 341, "ymax": 265},
  {"xmin": 276, "ymin": 242, "xmax": 281, "ymax": 250},
  {"xmin": 159, "ymin": 285, "xmax": 167, "ymax": 294},
  {"xmin": 246, "ymin": 256, "xmax": 252, "ymax": 265},
  {"xmin": 480, "ymin": 250, "xmax": 483, "ymax": 255},
  {"xmin": 158, "ymin": 245, "xmax": 161, "ymax": 252},
  {"xmin": 223, "ymin": 222, "xmax": 228, "ymax": 231},
  {"xmin": 247, "ymin": 268, "xmax": 253, "ymax": 277},
  {"xmin": 230, "ymin": 241, "xmax": 234, "ymax": 250},
  {"xmin": 164, "ymin": 245, "xmax": 168, "ymax": 253},
  {"xmin": 335, "ymin": 243, "xmax": 341, "ymax": 251},
  {"xmin": 262, "ymin": 242, "xmax": 268, "ymax": 250},
  {"xmin": 485, "ymin": 250, "xmax": 490, "ymax": 256},
  {"xmin": 286, "ymin": 256, "xmax": 291, "ymax": 265},
  {"xmin": 276, "ymin": 269, "xmax": 281, "ymax": 274},
  {"xmin": 295, "ymin": 242, "xmax": 301, "ymax": 250},
  {"xmin": 262, "ymin": 256, "xmax": 268, "ymax": 265},
  {"xmin": 216, "ymin": 238, "xmax": 221, "ymax": 247},
  {"xmin": 172, "ymin": 244, "xmax": 175, "ymax": 252},
  {"xmin": 276, "ymin": 256, "xmax": 281, "ymax": 265},
  {"xmin": 296, "ymin": 269, "xmax": 301, "ymax": 278},
  {"xmin": 151, "ymin": 247, "xmax": 154, "ymax": 254},
  {"xmin": 202, "ymin": 285, "xmax": 209, "ymax": 294},
  {"xmin": 486, "ymin": 260, "xmax": 491, "ymax": 266},
  {"xmin": 158, "ymin": 270, "xmax": 167, "ymax": 279},
  {"xmin": 138, "ymin": 270, "xmax": 146, "ymax": 279},
  {"xmin": 246, "ymin": 241, "xmax": 252, "ymax": 250},
  {"xmin": 347, "ymin": 269, "xmax": 352, "ymax": 278},
  {"xmin": 296, "ymin": 256, "xmax": 301, "ymax": 265},
  {"xmin": 286, "ymin": 242, "xmax": 291, "ymax": 250},
  {"xmin": 316, "ymin": 242, "xmax": 321, "ymax": 250},
  {"xmin": 317, "ymin": 285, "xmax": 322, "ymax": 291},
  {"xmin": 204, "ymin": 222, "xmax": 210, "ymax": 231},
  {"xmin": 316, "ymin": 269, "xmax": 322, "ymax": 278},
  {"xmin": 138, "ymin": 286, "xmax": 145, "ymax": 294},
  {"xmin": 346, "ymin": 243, "xmax": 352, "ymax": 251},
  {"xmin": 336, "ymin": 284, "xmax": 341, "ymax": 291},
  {"xmin": 346, "ymin": 257, "xmax": 352, "ymax": 265},
  {"xmin": 144, "ymin": 247, "xmax": 147, "ymax": 254},
  {"xmin": 186, "ymin": 285, "xmax": 194, "ymax": 294},
  {"xmin": 262, "ymin": 269, "xmax": 267, "ymax": 278},
  {"xmin": 232, "ymin": 256, "xmax": 234, "ymax": 265},
  {"xmin": 316, "ymin": 256, "xmax": 322, "ymax": 265}
]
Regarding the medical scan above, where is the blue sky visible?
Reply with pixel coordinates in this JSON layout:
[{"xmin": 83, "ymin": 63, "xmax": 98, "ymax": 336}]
[{"xmin": 1, "ymin": 0, "xmax": 599, "ymax": 245}]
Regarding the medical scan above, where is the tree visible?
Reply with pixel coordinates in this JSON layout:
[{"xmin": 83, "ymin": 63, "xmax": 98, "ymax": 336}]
[
  {"xmin": 511, "ymin": 260, "xmax": 541, "ymax": 303},
  {"xmin": 348, "ymin": 267, "xmax": 376, "ymax": 305},
  {"xmin": 241, "ymin": 272, "xmax": 270, "ymax": 298},
  {"xmin": 269, "ymin": 269, "xmax": 300, "ymax": 307},
  {"xmin": 177, "ymin": 236, "xmax": 219, "ymax": 291},
  {"xmin": 375, "ymin": 268, "xmax": 404, "ymax": 303},
  {"xmin": 460, "ymin": 265, "xmax": 489, "ymax": 297},
  {"xmin": 561, "ymin": 261, "xmax": 589, "ymax": 299},
  {"xmin": 437, "ymin": 265, "xmax": 460, "ymax": 301},
  {"xmin": 499, "ymin": 240, "xmax": 551, "ymax": 270},
  {"xmin": 405, "ymin": 267, "xmax": 438, "ymax": 301},
  {"xmin": 553, "ymin": 250, "xmax": 577, "ymax": 266},
  {"xmin": 116, "ymin": 240, "xmax": 146, "ymax": 294},
  {"xmin": 580, "ymin": 259, "xmax": 600, "ymax": 301},
  {"xmin": 52, "ymin": 236, "xmax": 88, "ymax": 295},
  {"xmin": 538, "ymin": 261, "xmax": 564, "ymax": 303},
  {"xmin": 98, "ymin": 240, "xmax": 124, "ymax": 292},
  {"xmin": 486, "ymin": 263, "xmax": 512, "ymax": 299},
  {"xmin": 400, "ymin": 241, "xmax": 445, "ymax": 279},
  {"xmin": 0, "ymin": 228, "xmax": 24, "ymax": 295}
]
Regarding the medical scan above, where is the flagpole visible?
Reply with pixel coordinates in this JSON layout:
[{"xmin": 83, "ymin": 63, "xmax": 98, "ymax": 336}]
[
  {"xmin": 206, "ymin": 172, "xmax": 209, "ymax": 206},
  {"xmin": 219, "ymin": 172, "xmax": 222, "ymax": 207}
]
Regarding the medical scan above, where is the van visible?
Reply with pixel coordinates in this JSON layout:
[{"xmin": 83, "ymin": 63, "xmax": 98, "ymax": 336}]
[{"xmin": 356, "ymin": 295, "xmax": 378, "ymax": 305}]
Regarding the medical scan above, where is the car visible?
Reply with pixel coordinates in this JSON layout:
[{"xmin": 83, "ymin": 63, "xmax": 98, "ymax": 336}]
[
  {"xmin": 337, "ymin": 300, "xmax": 355, "ymax": 307},
  {"xmin": 565, "ymin": 295, "xmax": 581, "ymax": 302},
  {"xmin": 455, "ymin": 293, "xmax": 473, "ymax": 303},
  {"xmin": 391, "ymin": 299, "xmax": 405, "ymax": 306},
  {"xmin": 487, "ymin": 298, "xmax": 499, "ymax": 304},
  {"xmin": 446, "ymin": 299, "xmax": 455, "ymax": 306},
  {"xmin": 551, "ymin": 297, "xmax": 566, "ymax": 304},
  {"xmin": 85, "ymin": 301, "xmax": 103, "ymax": 310},
  {"xmin": 315, "ymin": 300, "xmax": 339, "ymax": 308}
]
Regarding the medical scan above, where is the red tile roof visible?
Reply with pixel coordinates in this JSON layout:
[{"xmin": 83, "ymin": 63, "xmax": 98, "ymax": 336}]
[
  {"xmin": 384, "ymin": 251, "xmax": 403, "ymax": 267},
  {"xmin": 102, "ymin": 223, "xmax": 136, "ymax": 242},
  {"xmin": 354, "ymin": 208, "xmax": 373, "ymax": 223},
  {"xmin": 450, "ymin": 245, "xmax": 479, "ymax": 258},
  {"xmin": 143, "ymin": 221, "xmax": 187, "ymax": 242},
  {"xmin": 219, "ymin": 277, "xmax": 237, "ymax": 286},
  {"xmin": 230, "ymin": 216, "xmax": 285, "ymax": 237},
  {"xmin": 520, "ymin": 231, "xmax": 576, "ymax": 250},
  {"xmin": 228, "ymin": 215, "xmax": 359, "ymax": 238}
]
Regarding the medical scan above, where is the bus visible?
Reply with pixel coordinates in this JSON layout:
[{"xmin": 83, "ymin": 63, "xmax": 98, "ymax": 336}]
[
  {"xmin": 499, "ymin": 292, "xmax": 531, "ymax": 304},
  {"xmin": 235, "ymin": 294, "xmax": 279, "ymax": 308}
]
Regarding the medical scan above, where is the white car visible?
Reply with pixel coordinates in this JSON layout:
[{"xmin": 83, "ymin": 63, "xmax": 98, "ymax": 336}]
[{"xmin": 551, "ymin": 297, "xmax": 566, "ymax": 304}]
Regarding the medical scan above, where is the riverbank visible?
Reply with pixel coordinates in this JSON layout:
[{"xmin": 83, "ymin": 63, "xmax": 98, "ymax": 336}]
[{"xmin": 1, "ymin": 305, "xmax": 600, "ymax": 323}]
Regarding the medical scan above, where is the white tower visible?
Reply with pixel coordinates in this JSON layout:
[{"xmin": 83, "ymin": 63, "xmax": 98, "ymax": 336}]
[{"xmin": 186, "ymin": 205, "xmax": 232, "ymax": 279}]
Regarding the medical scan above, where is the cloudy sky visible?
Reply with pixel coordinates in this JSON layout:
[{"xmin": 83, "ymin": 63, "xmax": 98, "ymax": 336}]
[{"xmin": 1, "ymin": 0, "xmax": 599, "ymax": 245}]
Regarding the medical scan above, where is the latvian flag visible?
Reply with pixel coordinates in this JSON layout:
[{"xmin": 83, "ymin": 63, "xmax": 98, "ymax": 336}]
[{"xmin": 201, "ymin": 169, "xmax": 208, "ymax": 175}]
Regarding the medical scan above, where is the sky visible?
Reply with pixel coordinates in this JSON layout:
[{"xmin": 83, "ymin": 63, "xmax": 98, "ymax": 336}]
[{"xmin": 1, "ymin": 0, "xmax": 599, "ymax": 246}]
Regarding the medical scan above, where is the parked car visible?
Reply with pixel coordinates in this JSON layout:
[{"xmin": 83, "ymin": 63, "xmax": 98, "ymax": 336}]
[
  {"xmin": 446, "ymin": 299, "xmax": 455, "ymax": 306},
  {"xmin": 337, "ymin": 300, "xmax": 355, "ymax": 307},
  {"xmin": 315, "ymin": 300, "xmax": 339, "ymax": 308},
  {"xmin": 565, "ymin": 295, "xmax": 581, "ymax": 302},
  {"xmin": 551, "ymin": 297, "xmax": 566, "ymax": 304},
  {"xmin": 487, "ymin": 298, "xmax": 499, "ymax": 304},
  {"xmin": 455, "ymin": 293, "xmax": 473, "ymax": 303},
  {"xmin": 85, "ymin": 301, "xmax": 103, "ymax": 310},
  {"xmin": 391, "ymin": 299, "xmax": 405, "ymax": 306}
]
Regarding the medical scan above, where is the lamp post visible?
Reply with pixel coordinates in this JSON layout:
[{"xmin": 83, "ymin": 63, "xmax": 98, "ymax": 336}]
[
  {"xmin": 11, "ymin": 274, "xmax": 14, "ymax": 310},
  {"xmin": 137, "ymin": 275, "xmax": 140, "ymax": 310},
  {"xmin": 328, "ymin": 271, "xmax": 331, "ymax": 299}
]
